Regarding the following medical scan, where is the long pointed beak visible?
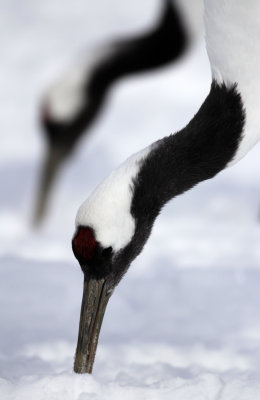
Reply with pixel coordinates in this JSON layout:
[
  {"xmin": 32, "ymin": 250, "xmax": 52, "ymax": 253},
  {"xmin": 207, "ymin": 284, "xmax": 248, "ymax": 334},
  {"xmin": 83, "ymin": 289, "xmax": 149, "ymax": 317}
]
[
  {"xmin": 32, "ymin": 147, "xmax": 65, "ymax": 226},
  {"xmin": 74, "ymin": 276, "xmax": 111, "ymax": 374}
]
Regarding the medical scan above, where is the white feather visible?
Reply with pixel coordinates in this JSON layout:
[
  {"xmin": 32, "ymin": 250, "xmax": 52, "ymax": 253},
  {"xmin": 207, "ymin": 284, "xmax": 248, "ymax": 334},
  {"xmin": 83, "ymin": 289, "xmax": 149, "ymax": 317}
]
[
  {"xmin": 204, "ymin": 0, "xmax": 260, "ymax": 165},
  {"xmin": 75, "ymin": 144, "xmax": 156, "ymax": 251}
]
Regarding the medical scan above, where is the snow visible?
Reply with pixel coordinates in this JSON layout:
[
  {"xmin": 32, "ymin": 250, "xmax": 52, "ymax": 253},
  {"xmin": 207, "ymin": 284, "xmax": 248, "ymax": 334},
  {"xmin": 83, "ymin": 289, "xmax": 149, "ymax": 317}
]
[{"xmin": 1, "ymin": 0, "xmax": 260, "ymax": 399}]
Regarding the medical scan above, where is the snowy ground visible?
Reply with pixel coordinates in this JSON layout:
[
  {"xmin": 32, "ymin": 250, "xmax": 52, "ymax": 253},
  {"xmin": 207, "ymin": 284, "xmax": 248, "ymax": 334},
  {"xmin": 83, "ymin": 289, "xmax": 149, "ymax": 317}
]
[{"xmin": 1, "ymin": 0, "xmax": 260, "ymax": 399}]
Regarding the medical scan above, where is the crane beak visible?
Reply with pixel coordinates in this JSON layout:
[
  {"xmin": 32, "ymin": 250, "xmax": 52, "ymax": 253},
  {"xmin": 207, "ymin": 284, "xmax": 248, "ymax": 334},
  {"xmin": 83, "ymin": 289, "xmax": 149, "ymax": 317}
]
[
  {"xmin": 32, "ymin": 146, "xmax": 65, "ymax": 226},
  {"xmin": 74, "ymin": 276, "xmax": 111, "ymax": 374}
]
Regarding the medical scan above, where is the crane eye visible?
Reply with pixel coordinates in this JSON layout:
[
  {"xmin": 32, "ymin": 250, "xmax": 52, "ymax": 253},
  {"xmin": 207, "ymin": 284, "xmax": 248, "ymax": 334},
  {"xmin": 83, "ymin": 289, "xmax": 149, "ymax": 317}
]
[{"xmin": 102, "ymin": 246, "xmax": 113, "ymax": 257}]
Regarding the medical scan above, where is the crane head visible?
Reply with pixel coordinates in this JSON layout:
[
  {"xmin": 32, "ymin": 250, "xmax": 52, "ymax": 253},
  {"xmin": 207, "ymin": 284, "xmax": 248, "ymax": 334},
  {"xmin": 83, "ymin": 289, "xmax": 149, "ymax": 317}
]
[{"xmin": 71, "ymin": 146, "xmax": 156, "ymax": 374}]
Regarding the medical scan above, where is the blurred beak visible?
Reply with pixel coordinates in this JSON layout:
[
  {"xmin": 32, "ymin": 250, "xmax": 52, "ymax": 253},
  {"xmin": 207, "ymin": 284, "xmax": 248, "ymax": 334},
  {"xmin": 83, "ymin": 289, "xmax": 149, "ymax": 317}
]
[
  {"xmin": 74, "ymin": 276, "xmax": 111, "ymax": 374},
  {"xmin": 32, "ymin": 146, "xmax": 66, "ymax": 226}
]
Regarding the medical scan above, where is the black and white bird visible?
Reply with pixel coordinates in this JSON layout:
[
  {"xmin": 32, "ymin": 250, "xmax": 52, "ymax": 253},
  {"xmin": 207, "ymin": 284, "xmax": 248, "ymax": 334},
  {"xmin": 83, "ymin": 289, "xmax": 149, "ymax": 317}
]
[
  {"xmin": 34, "ymin": 0, "xmax": 202, "ymax": 224},
  {"xmin": 71, "ymin": 0, "xmax": 260, "ymax": 373}
]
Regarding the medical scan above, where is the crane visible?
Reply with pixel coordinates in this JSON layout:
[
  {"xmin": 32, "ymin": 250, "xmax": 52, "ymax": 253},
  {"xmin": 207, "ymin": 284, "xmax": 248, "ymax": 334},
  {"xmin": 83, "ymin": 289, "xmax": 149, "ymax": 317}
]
[{"xmin": 71, "ymin": 0, "xmax": 260, "ymax": 374}]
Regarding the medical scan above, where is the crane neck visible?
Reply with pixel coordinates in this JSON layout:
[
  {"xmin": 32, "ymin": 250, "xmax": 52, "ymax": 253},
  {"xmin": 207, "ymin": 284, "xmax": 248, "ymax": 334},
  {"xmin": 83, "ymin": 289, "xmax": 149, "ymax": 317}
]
[
  {"xmin": 88, "ymin": 0, "xmax": 187, "ymax": 97},
  {"xmin": 131, "ymin": 81, "xmax": 245, "ymax": 223}
]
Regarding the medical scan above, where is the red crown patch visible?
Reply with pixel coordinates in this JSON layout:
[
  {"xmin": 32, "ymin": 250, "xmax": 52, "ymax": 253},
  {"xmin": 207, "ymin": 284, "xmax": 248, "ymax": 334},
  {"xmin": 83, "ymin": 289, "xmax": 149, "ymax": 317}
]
[{"xmin": 72, "ymin": 227, "xmax": 97, "ymax": 263}]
